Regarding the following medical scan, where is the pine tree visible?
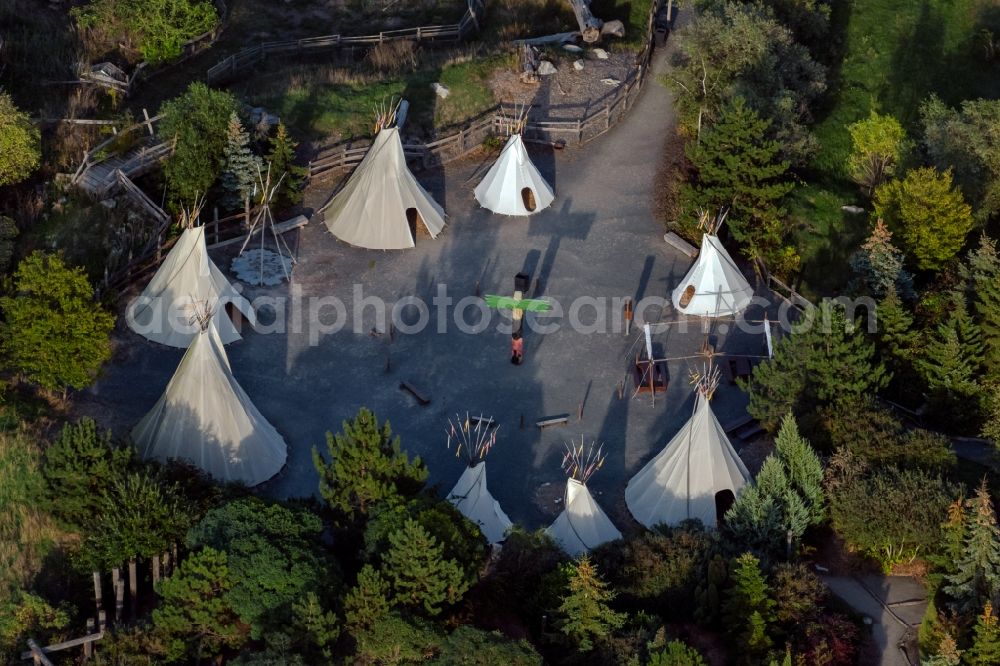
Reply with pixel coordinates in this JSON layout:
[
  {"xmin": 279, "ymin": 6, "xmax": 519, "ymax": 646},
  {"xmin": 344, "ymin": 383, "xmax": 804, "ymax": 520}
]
[
  {"xmin": 221, "ymin": 111, "xmax": 262, "ymax": 212},
  {"xmin": 555, "ymin": 556, "xmax": 626, "ymax": 652},
  {"xmin": 773, "ymin": 413, "xmax": 824, "ymax": 525},
  {"xmin": 743, "ymin": 302, "xmax": 889, "ymax": 431},
  {"xmin": 983, "ymin": 385, "xmax": 1000, "ymax": 445},
  {"xmin": 312, "ymin": 408, "xmax": 428, "ymax": 524},
  {"xmin": 944, "ymin": 481, "xmax": 1000, "ymax": 613},
  {"xmin": 266, "ymin": 122, "xmax": 306, "ymax": 206},
  {"xmin": 877, "ymin": 287, "xmax": 919, "ymax": 373},
  {"xmin": 968, "ymin": 602, "xmax": 1000, "ymax": 666},
  {"xmin": 723, "ymin": 553, "xmax": 776, "ymax": 658},
  {"xmin": 344, "ymin": 564, "xmax": 391, "ymax": 630},
  {"xmin": 724, "ymin": 483, "xmax": 787, "ymax": 560},
  {"xmin": 680, "ymin": 97, "xmax": 793, "ymax": 261},
  {"xmin": 382, "ymin": 519, "xmax": 469, "ymax": 616},
  {"xmin": 966, "ymin": 234, "xmax": 1000, "ymax": 379},
  {"xmin": 916, "ymin": 320, "xmax": 982, "ymax": 427},
  {"xmin": 949, "ymin": 291, "xmax": 985, "ymax": 375},
  {"xmin": 291, "ymin": 592, "xmax": 340, "ymax": 660},
  {"xmin": 755, "ymin": 456, "xmax": 811, "ymax": 549}
]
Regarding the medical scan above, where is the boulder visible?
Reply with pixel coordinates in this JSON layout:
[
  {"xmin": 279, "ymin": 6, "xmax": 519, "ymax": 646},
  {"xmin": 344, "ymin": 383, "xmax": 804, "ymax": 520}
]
[
  {"xmin": 563, "ymin": 43, "xmax": 583, "ymax": 53},
  {"xmin": 601, "ymin": 20, "xmax": 625, "ymax": 38},
  {"xmin": 573, "ymin": 59, "xmax": 585, "ymax": 71},
  {"xmin": 431, "ymin": 82, "xmax": 451, "ymax": 99},
  {"xmin": 592, "ymin": 48, "xmax": 609, "ymax": 59},
  {"xmin": 538, "ymin": 61, "xmax": 558, "ymax": 76},
  {"xmin": 841, "ymin": 205, "xmax": 866, "ymax": 214},
  {"xmin": 601, "ymin": 77, "xmax": 621, "ymax": 86}
]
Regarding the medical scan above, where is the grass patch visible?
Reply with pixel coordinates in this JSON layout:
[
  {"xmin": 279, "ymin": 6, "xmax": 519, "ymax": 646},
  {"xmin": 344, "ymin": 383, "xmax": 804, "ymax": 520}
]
[
  {"xmin": 785, "ymin": 181, "xmax": 869, "ymax": 298},
  {"xmin": 242, "ymin": 54, "xmax": 507, "ymax": 141},
  {"xmin": 592, "ymin": 0, "xmax": 656, "ymax": 47},
  {"xmin": 812, "ymin": 0, "xmax": 1000, "ymax": 177}
]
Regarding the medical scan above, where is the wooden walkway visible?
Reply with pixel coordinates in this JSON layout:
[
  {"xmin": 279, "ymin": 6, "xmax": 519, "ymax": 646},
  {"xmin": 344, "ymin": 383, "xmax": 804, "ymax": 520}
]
[{"xmin": 75, "ymin": 138, "xmax": 175, "ymax": 197}]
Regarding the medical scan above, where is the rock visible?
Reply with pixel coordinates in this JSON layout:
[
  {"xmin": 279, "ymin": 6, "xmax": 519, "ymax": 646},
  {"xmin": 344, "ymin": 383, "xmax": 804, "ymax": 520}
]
[
  {"xmin": 601, "ymin": 77, "xmax": 621, "ymax": 86},
  {"xmin": 601, "ymin": 20, "xmax": 625, "ymax": 38},
  {"xmin": 573, "ymin": 59, "xmax": 585, "ymax": 71},
  {"xmin": 431, "ymin": 82, "xmax": 450, "ymax": 99},
  {"xmin": 538, "ymin": 60, "xmax": 558, "ymax": 76},
  {"xmin": 841, "ymin": 205, "xmax": 865, "ymax": 214},
  {"xmin": 592, "ymin": 48, "xmax": 609, "ymax": 59},
  {"xmin": 563, "ymin": 43, "xmax": 583, "ymax": 53},
  {"xmin": 99, "ymin": 199, "xmax": 117, "ymax": 209}
]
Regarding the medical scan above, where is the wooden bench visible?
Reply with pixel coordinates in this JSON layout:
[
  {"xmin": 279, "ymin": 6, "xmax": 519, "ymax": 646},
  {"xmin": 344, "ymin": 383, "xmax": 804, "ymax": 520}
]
[
  {"xmin": 663, "ymin": 232, "xmax": 698, "ymax": 259},
  {"xmin": 633, "ymin": 359, "xmax": 668, "ymax": 394},
  {"xmin": 399, "ymin": 381, "xmax": 431, "ymax": 405},
  {"xmin": 536, "ymin": 414, "xmax": 570, "ymax": 429},
  {"xmin": 468, "ymin": 415, "xmax": 495, "ymax": 428},
  {"xmin": 726, "ymin": 356, "xmax": 752, "ymax": 384}
]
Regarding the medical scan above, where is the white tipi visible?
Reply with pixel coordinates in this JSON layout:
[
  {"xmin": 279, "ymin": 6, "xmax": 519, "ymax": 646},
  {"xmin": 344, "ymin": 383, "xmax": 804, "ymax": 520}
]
[
  {"xmin": 127, "ymin": 226, "xmax": 255, "ymax": 348},
  {"xmin": 323, "ymin": 126, "xmax": 445, "ymax": 249},
  {"xmin": 444, "ymin": 414, "xmax": 512, "ymax": 544},
  {"xmin": 546, "ymin": 441, "xmax": 621, "ymax": 557},
  {"xmin": 671, "ymin": 212, "xmax": 753, "ymax": 317},
  {"xmin": 132, "ymin": 318, "xmax": 287, "ymax": 486},
  {"xmin": 475, "ymin": 133, "xmax": 554, "ymax": 216},
  {"xmin": 625, "ymin": 385, "xmax": 750, "ymax": 529}
]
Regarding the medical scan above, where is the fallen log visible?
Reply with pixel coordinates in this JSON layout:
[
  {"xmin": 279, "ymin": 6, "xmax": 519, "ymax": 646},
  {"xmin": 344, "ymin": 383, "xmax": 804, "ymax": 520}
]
[{"xmin": 568, "ymin": 0, "xmax": 603, "ymax": 43}]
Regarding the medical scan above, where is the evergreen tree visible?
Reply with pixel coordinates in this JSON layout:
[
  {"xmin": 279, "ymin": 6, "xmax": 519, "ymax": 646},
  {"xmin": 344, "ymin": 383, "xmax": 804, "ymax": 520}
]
[
  {"xmin": 965, "ymin": 234, "xmax": 1000, "ymax": 378},
  {"xmin": 944, "ymin": 481, "xmax": 1000, "ymax": 614},
  {"xmin": 724, "ymin": 484, "xmax": 787, "ymax": 560},
  {"xmin": 773, "ymin": 413, "xmax": 824, "ymax": 525},
  {"xmin": 983, "ymin": 386, "xmax": 1000, "ymax": 445},
  {"xmin": 877, "ymin": 287, "xmax": 919, "ymax": 375},
  {"xmin": 743, "ymin": 302, "xmax": 889, "ymax": 432},
  {"xmin": 849, "ymin": 219, "xmax": 914, "ymax": 298},
  {"xmin": 555, "ymin": 556, "xmax": 626, "ymax": 652},
  {"xmin": 382, "ymin": 519, "xmax": 468, "ymax": 617},
  {"xmin": 312, "ymin": 408, "xmax": 427, "ymax": 524},
  {"xmin": 722, "ymin": 553, "xmax": 776, "ymax": 659},
  {"xmin": 680, "ymin": 98, "xmax": 794, "ymax": 264},
  {"xmin": 0, "ymin": 252, "xmax": 114, "ymax": 394},
  {"xmin": 755, "ymin": 456, "xmax": 811, "ymax": 549},
  {"xmin": 221, "ymin": 112, "xmax": 262, "ymax": 212},
  {"xmin": 874, "ymin": 167, "xmax": 974, "ymax": 271},
  {"xmin": 923, "ymin": 633, "xmax": 962, "ymax": 665},
  {"xmin": 290, "ymin": 592, "xmax": 340, "ymax": 660},
  {"xmin": 968, "ymin": 602, "xmax": 1000, "ymax": 666},
  {"xmin": 266, "ymin": 122, "xmax": 306, "ymax": 206},
  {"xmin": 153, "ymin": 547, "xmax": 245, "ymax": 663},
  {"xmin": 916, "ymin": 319, "xmax": 982, "ymax": 428},
  {"xmin": 344, "ymin": 565, "xmax": 391, "ymax": 631}
]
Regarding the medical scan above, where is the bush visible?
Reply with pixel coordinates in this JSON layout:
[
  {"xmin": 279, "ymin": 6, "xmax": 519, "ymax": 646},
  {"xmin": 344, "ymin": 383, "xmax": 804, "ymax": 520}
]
[
  {"xmin": 81, "ymin": 472, "xmax": 190, "ymax": 571},
  {"xmin": 431, "ymin": 626, "xmax": 542, "ymax": 665},
  {"xmin": 186, "ymin": 498, "xmax": 335, "ymax": 638},
  {"xmin": 158, "ymin": 83, "xmax": 239, "ymax": 208},
  {"xmin": 0, "ymin": 252, "xmax": 114, "ymax": 393},
  {"xmin": 0, "ymin": 91, "xmax": 40, "ymax": 186},
  {"xmin": 648, "ymin": 639, "xmax": 707, "ymax": 666},
  {"xmin": 42, "ymin": 418, "xmax": 131, "ymax": 530},
  {"xmin": 593, "ymin": 521, "xmax": 714, "ymax": 615},
  {"xmin": 351, "ymin": 612, "xmax": 442, "ymax": 664},
  {"xmin": 821, "ymin": 396, "xmax": 955, "ymax": 470},
  {"xmin": 73, "ymin": 0, "xmax": 219, "ymax": 65},
  {"xmin": 826, "ymin": 457, "xmax": 956, "ymax": 571},
  {"xmin": 771, "ymin": 563, "xmax": 827, "ymax": 625}
]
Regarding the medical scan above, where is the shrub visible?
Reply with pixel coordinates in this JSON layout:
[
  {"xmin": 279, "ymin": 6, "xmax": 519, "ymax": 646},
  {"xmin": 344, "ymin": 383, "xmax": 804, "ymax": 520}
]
[
  {"xmin": 73, "ymin": 0, "xmax": 219, "ymax": 65},
  {"xmin": 41, "ymin": 418, "xmax": 131, "ymax": 530},
  {"xmin": 432, "ymin": 626, "xmax": 542, "ymax": 665},
  {"xmin": 0, "ymin": 91, "xmax": 40, "ymax": 186},
  {"xmin": 826, "ymin": 460, "xmax": 956, "ymax": 571},
  {"xmin": 0, "ymin": 253, "xmax": 114, "ymax": 393},
  {"xmin": 351, "ymin": 612, "xmax": 441, "ymax": 664},
  {"xmin": 381, "ymin": 519, "xmax": 469, "ymax": 617},
  {"xmin": 648, "ymin": 639, "xmax": 707, "ymax": 666},
  {"xmin": 771, "ymin": 563, "xmax": 827, "ymax": 625},
  {"xmin": 186, "ymin": 499, "xmax": 335, "ymax": 638}
]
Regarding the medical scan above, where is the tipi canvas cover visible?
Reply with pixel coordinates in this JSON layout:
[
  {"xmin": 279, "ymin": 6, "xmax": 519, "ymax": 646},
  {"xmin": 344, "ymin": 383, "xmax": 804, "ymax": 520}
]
[
  {"xmin": 447, "ymin": 462, "xmax": 512, "ymax": 544},
  {"xmin": 474, "ymin": 133, "xmax": 554, "ymax": 216},
  {"xmin": 128, "ymin": 226, "xmax": 255, "ymax": 348},
  {"xmin": 546, "ymin": 478, "xmax": 622, "ymax": 557},
  {"xmin": 323, "ymin": 127, "xmax": 445, "ymax": 249},
  {"xmin": 132, "ymin": 323, "xmax": 287, "ymax": 486},
  {"xmin": 625, "ymin": 394, "xmax": 750, "ymax": 528},
  {"xmin": 671, "ymin": 234, "xmax": 753, "ymax": 317}
]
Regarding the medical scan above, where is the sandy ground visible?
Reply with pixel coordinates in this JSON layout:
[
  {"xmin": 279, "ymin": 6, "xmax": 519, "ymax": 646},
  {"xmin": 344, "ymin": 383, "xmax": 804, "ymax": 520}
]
[{"xmin": 80, "ymin": 23, "xmax": 783, "ymax": 531}]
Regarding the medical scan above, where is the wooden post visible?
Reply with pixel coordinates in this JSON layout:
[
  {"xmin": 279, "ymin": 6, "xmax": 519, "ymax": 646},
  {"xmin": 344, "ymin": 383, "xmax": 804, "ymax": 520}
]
[
  {"xmin": 605, "ymin": 104, "xmax": 611, "ymax": 130},
  {"xmin": 142, "ymin": 108, "xmax": 154, "ymax": 135},
  {"xmin": 577, "ymin": 119, "xmax": 583, "ymax": 144},
  {"xmin": 84, "ymin": 619, "xmax": 95, "ymax": 660},
  {"xmin": 111, "ymin": 567, "xmax": 120, "ymax": 617},
  {"xmin": 92, "ymin": 571, "xmax": 102, "ymax": 617},
  {"xmin": 519, "ymin": 414, "xmax": 524, "ymax": 429},
  {"xmin": 667, "ymin": 0, "xmax": 674, "ymax": 21},
  {"xmin": 617, "ymin": 380, "xmax": 624, "ymax": 399},
  {"xmin": 624, "ymin": 298, "xmax": 633, "ymax": 335},
  {"xmin": 152, "ymin": 554, "xmax": 160, "ymax": 586},
  {"xmin": 128, "ymin": 559, "xmax": 137, "ymax": 620},
  {"xmin": 114, "ymin": 578, "xmax": 124, "ymax": 624},
  {"xmin": 98, "ymin": 610, "xmax": 106, "ymax": 633},
  {"xmin": 577, "ymin": 402, "xmax": 584, "ymax": 421}
]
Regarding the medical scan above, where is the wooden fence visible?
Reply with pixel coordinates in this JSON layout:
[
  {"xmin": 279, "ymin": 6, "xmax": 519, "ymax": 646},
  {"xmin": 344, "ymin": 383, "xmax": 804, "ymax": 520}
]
[
  {"xmin": 70, "ymin": 110, "xmax": 162, "ymax": 187},
  {"xmin": 307, "ymin": 0, "xmax": 662, "ymax": 181},
  {"xmin": 754, "ymin": 258, "xmax": 816, "ymax": 312},
  {"xmin": 206, "ymin": 0, "xmax": 485, "ymax": 85}
]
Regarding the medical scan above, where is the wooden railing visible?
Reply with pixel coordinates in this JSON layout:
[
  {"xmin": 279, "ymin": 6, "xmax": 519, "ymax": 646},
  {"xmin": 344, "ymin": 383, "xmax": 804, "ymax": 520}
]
[
  {"xmin": 754, "ymin": 258, "xmax": 816, "ymax": 312},
  {"xmin": 70, "ymin": 110, "xmax": 162, "ymax": 186},
  {"xmin": 307, "ymin": 0, "xmax": 659, "ymax": 182},
  {"xmin": 206, "ymin": 0, "xmax": 485, "ymax": 85}
]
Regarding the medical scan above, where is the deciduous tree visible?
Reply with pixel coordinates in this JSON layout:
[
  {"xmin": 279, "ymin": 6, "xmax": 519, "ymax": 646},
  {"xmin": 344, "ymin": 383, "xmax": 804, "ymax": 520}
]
[
  {"xmin": 846, "ymin": 111, "xmax": 908, "ymax": 193},
  {"xmin": 0, "ymin": 252, "xmax": 114, "ymax": 393},
  {"xmin": 0, "ymin": 92, "xmax": 40, "ymax": 186}
]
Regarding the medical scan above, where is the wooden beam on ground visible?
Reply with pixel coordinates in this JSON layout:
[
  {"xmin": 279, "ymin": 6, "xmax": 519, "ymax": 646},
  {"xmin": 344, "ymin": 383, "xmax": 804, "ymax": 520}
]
[
  {"xmin": 399, "ymin": 381, "xmax": 431, "ymax": 405},
  {"xmin": 536, "ymin": 414, "xmax": 570, "ymax": 429},
  {"xmin": 663, "ymin": 232, "xmax": 698, "ymax": 258},
  {"xmin": 21, "ymin": 633, "xmax": 103, "ymax": 661},
  {"xmin": 206, "ymin": 214, "xmax": 308, "ymax": 250}
]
